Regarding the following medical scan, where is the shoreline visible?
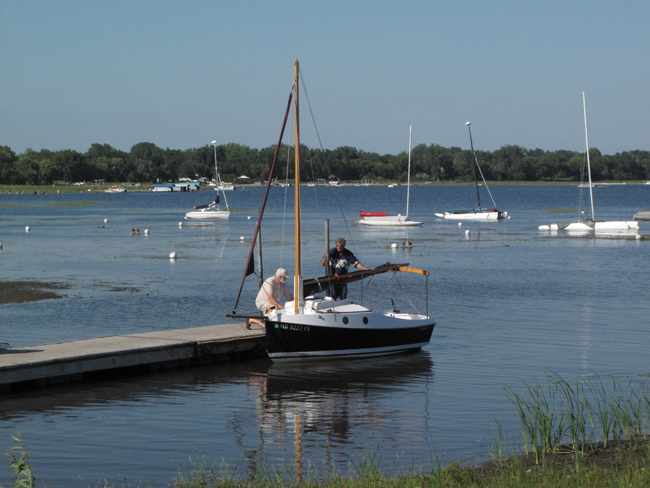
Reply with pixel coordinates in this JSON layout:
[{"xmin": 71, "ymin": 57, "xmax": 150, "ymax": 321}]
[{"xmin": 1, "ymin": 180, "xmax": 648, "ymax": 195}]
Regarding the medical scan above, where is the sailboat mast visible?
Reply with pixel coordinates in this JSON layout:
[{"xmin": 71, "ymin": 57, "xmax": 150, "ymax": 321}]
[
  {"xmin": 466, "ymin": 122, "xmax": 481, "ymax": 209},
  {"xmin": 294, "ymin": 59, "xmax": 302, "ymax": 314},
  {"xmin": 212, "ymin": 140, "xmax": 229, "ymax": 210},
  {"xmin": 406, "ymin": 124, "xmax": 412, "ymax": 217},
  {"xmin": 583, "ymin": 91, "xmax": 595, "ymax": 222}
]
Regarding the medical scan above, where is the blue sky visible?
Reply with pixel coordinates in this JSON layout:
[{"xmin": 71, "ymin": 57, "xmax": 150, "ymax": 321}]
[{"xmin": 1, "ymin": 1, "xmax": 648, "ymax": 156}]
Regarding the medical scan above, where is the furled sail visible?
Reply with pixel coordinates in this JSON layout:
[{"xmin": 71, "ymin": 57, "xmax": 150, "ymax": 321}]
[{"xmin": 302, "ymin": 262, "xmax": 428, "ymax": 297}]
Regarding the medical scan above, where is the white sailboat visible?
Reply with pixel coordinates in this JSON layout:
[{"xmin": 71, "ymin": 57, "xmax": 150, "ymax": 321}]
[
  {"xmin": 539, "ymin": 93, "xmax": 638, "ymax": 231},
  {"xmin": 359, "ymin": 125, "xmax": 422, "ymax": 226},
  {"xmin": 435, "ymin": 122, "xmax": 507, "ymax": 221},
  {"xmin": 229, "ymin": 60, "xmax": 435, "ymax": 361},
  {"xmin": 184, "ymin": 140, "xmax": 230, "ymax": 220}
]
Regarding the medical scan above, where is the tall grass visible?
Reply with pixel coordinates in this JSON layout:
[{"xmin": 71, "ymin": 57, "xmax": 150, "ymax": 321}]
[{"xmin": 505, "ymin": 372, "xmax": 650, "ymax": 466}]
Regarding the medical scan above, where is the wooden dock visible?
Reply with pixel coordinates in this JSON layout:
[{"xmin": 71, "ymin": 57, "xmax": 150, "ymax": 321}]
[{"xmin": 0, "ymin": 323, "xmax": 266, "ymax": 392}]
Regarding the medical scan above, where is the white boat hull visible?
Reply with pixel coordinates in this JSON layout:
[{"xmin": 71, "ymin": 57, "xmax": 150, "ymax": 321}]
[
  {"xmin": 184, "ymin": 209, "xmax": 230, "ymax": 220},
  {"xmin": 265, "ymin": 298, "xmax": 435, "ymax": 361},
  {"xmin": 359, "ymin": 215, "xmax": 422, "ymax": 226},
  {"xmin": 436, "ymin": 210, "xmax": 505, "ymax": 221},
  {"xmin": 539, "ymin": 220, "xmax": 639, "ymax": 231}
]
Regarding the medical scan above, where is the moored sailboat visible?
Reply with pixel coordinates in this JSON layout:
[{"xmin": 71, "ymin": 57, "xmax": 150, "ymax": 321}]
[
  {"xmin": 435, "ymin": 122, "xmax": 507, "ymax": 221},
  {"xmin": 539, "ymin": 93, "xmax": 639, "ymax": 231},
  {"xmin": 229, "ymin": 60, "xmax": 435, "ymax": 361},
  {"xmin": 184, "ymin": 141, "xmax": 230, "ymax": 220},
  {"xmin": 359, "ymin": 125, "xmax": 422, "ymax": 226}
]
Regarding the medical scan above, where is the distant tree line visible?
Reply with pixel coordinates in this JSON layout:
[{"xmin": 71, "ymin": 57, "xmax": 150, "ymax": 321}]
[{"xmin": 1, "ymin": 142, "xmax": 649, "ymax": 185}]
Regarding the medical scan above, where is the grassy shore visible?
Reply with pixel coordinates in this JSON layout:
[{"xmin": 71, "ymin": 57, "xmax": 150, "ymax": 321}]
[{"xmin": 166, "ymin": 441, "xmax": 650, "ymax": 487}]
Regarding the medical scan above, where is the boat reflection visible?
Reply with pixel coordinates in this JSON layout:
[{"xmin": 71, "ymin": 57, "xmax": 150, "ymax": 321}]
[{"xmin": 248, "ymin": 352, "xmax": 434, "ymax": 481}]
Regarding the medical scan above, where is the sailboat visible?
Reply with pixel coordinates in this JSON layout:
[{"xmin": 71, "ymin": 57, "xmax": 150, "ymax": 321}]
[
  {"xmin": 539, "ymin": 93, "xmax": 639, "ymax": 231},
  {"xmin": 435, "ymin": 122, "xmax": 507, "ymax": 220},
  {"xmin": 359, "ymin": 125, "xmax": 422, "ymax": 226},
  {"xmin": 229, "ymin": 60, "xmax": 435, "ymax": 361},
  {"xmin": 184, "ymin": 140, "xmax": 230, "ymax": 220}
]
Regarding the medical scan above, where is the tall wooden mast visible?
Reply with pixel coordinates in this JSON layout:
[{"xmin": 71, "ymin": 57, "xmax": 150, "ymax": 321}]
[{"xmin": 294, "ymin": 59, "xmax": 302, "ymax": 314}]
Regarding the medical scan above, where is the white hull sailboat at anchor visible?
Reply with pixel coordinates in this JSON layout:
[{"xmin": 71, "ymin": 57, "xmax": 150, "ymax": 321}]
[
  {"xmin": 359, "ymin": 125, "xmax": 422, "ymax": 227},
  {"xmin": 185, "ymin": 140, "xmax": 230, "ymax": 220},
  {"xmin": 539, "ymin": 93, "xmax": 638, "ymax": 232},
  {"xmin": 435, "ymin": 122, "xmax": 508, "ymax": 221},
  {"xmin": 228, "ymin": 60, "xmax": 435, "ymax": 361}
]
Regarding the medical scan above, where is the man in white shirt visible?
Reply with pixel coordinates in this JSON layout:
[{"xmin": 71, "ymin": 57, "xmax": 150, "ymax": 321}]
[{"xmin": 247, "ymin": 268, "xmax": 293, "ymax": 329}]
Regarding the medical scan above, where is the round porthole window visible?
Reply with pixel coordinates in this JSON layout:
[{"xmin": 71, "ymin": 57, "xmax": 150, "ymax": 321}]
[
  {"xmin": 342, "ymin": 316, "xmax": 349, "ymax": 324},
  {"xmin": 362, "ymin": 316, "xmax": 368, "ymax": 324}
]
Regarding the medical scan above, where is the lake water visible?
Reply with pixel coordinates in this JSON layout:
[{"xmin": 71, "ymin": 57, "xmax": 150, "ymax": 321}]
[{"xmin": 1, "ymin": 184, "xmax": 649, "ymax": 486}]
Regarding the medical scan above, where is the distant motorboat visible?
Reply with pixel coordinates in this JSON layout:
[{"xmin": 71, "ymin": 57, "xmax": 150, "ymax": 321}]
[
  {"xmin": 152, "ymin": 184, "xmax": 173, "ymax": 192},
  {"xmin": 105, "ymin": 187, "xmax": 126, "ymax": 193},
  {"xmin": 209, "ymin": 182, "xmax": 236, "ymax": 191}
]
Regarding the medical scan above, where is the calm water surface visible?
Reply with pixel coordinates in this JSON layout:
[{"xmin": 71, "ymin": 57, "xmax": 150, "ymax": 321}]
[{"xmin": 0, "ymin": 184, "xmax": 649, "ymax": 486}]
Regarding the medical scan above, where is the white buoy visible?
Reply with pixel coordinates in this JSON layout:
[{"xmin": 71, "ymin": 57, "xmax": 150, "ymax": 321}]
[
  {"xmin": 25, "ymin": 226, "xmax": 30, "ymax": 232},
  {"xmin": 391, "ymin": 243, "xmax": 398, "ymax": 249},
  {"xmin": 144, "ymin": 229, "xmax": 149, "ymax": 235},
  {"xmin": 247, "ymin": 216, "xmax": 251, "ymax": 220},
  {"xmin": 104, "ymin": 218, "xmax": 108, "ymax": 223},
  {"xmin": 169, "ymin": 251, "xmax": 177, "ymax": 259},
  {"xmin": 465, "ymin": 230, "xmax": 470, "ymax": 236},
  {"xmin": 636, "ymin": 235, "xmax": 642, "ymax": 240},
  {"xmin": 239, "ymin": 236, "xmax": 245, "ymax": 241},
  {"xmin": 178, "ymin": 222, "xmax": 183, "ymax": 227},
  {"xmin": 458, "ymin": 222, "xmax": 463, "ymax": 227}
]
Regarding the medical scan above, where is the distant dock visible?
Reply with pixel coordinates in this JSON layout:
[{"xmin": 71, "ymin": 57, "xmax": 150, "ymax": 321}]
[{"xmin": 0, "ymin": 324, "xmax": 266, "ymax": 392}]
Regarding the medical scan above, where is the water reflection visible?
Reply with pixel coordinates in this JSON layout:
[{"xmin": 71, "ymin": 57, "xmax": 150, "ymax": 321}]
[
  {"xmin": 248, "ymin": 352, "xmax": 434, "ymax": 479},
  {"xmin": 0, "ymin": 359, "xmax": 271, "ymax": 420}
]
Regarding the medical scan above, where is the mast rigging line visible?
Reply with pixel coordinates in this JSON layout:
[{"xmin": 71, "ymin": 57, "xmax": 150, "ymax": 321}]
[
  {"xmin": 231, "ymin": 88, "xmax": 294, "ymax": 315},
  {"xmin": 298, "ymin": 65, "xmax": 357, "ymax": 257}
]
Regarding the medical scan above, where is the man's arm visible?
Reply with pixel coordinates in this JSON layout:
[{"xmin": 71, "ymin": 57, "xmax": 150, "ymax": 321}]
[{"xmin": 321, "ymin": 248, "xmax": 329, "ymax": 267}]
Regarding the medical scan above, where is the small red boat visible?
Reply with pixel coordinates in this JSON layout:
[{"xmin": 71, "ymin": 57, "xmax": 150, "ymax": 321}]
[{"xmin": 359, "ymin": 211, "xmax": 387, "ymax": 217}]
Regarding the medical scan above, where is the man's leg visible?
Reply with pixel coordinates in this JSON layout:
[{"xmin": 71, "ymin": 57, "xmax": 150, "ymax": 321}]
[{"xmin": 339, "ymin": 284, "xmax": 348, "ymax": 300}]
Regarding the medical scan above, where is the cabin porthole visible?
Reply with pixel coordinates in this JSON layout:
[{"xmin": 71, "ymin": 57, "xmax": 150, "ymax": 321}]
[
  {"xmin": 362, "ymin": 316, "xmax": 369, "ymax": 324},
  {"xmin": 342, "ymin": 316, "xmax": 349, "ymax": 324}
]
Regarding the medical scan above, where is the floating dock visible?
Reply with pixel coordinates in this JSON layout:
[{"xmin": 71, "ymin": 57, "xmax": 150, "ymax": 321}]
[{"xmin": 0, "ymin": 323, "xmax": 266, "ymax": 392}]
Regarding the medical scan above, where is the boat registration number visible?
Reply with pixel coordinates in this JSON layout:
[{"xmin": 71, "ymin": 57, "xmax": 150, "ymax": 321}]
[{"xmin": 279, "ymin": 324, "xmax": 311, "ymax": 332}]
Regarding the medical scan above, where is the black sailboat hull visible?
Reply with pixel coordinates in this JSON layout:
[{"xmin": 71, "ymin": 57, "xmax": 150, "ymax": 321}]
[{"xmin": 265, "ymin": 320, "xmax": 435, "ymax": 361}]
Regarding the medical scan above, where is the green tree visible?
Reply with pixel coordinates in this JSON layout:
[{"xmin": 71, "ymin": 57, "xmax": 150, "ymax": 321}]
[{"xmin": 0, "ymin": 146, "xmax": 21, "ymax": 184}]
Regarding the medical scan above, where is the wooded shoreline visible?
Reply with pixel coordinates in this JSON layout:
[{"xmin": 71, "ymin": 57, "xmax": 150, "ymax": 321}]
[{"xmin": 2, "ymin": 142, "xmax": 650, "ymax": 187}]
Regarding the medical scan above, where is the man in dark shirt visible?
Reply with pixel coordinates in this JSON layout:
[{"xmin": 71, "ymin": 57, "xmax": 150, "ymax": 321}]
[{"xmin": 321, "ymin": 237, "xmax": 368, "ymax": 300}]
